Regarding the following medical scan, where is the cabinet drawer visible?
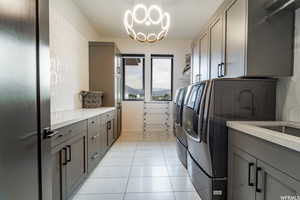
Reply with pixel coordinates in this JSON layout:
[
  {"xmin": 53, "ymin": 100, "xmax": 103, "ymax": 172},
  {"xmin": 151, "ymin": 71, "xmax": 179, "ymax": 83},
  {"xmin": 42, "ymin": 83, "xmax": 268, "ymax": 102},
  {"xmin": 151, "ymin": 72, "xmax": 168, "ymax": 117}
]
[
  {"xmin": 51, "ymin": 120, "xmax": 87, "ymax": 148},
  {"xmin": 99, "ymin": 114, "xmax": 106, "ymax": 125},
  {"xmin": 88, "ymin": 130, "xmax": 101, "ymax": 172},
  {"xmin": 88, "ymin": 116, "xmax": 100, "ymax": 137},
  {"xmin": 88, "ymin": 151, "xmax": 102, "ymax": 173},
  {"xmin": 88, "ymin": 132, "xmax": 100, "ymax": 156},
  {"xmin": 105, "ymin": 111, "xmax": 115, "ymax": 122}
]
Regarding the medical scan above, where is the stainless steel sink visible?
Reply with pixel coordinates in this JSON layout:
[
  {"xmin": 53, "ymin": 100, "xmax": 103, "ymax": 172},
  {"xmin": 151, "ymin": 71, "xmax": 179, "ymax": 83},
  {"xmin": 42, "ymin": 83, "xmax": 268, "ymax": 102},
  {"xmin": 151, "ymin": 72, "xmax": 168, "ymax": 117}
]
[{"xmin": 259, "ymin": 125, "xmax": 300, "ymax": 138}]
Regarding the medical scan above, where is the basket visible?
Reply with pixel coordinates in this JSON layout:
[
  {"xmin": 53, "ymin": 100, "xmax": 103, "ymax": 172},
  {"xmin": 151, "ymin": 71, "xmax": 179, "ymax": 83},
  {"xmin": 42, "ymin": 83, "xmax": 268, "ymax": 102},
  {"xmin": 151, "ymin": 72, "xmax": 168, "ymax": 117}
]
[{"xmin": 80, "ymin": 91, "xmax": 103, "ymax": 108}]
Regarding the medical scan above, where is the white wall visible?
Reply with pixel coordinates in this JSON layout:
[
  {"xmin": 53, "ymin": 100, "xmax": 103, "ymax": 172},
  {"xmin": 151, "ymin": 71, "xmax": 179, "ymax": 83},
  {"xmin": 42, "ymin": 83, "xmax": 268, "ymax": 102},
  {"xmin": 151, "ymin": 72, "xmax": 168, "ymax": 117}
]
[
  {"xmin": 101, "ymin": 38, "xmax": 191, "ymax": 133},
  {"xmin": 277, "ymin": 9, "xmax": 300, "ymax": 122},
  {"xmin": 49, "ymin": 0, "xmax": 101, "ymax": 112}
]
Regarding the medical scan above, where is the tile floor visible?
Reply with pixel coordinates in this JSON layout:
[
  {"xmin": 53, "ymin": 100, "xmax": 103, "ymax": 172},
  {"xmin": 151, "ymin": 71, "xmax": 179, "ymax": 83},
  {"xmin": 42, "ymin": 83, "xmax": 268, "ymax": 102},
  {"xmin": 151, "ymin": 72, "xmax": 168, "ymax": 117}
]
[{"xmin": 73, "ymin": 133, "xmax": 201, "ymax": 200}]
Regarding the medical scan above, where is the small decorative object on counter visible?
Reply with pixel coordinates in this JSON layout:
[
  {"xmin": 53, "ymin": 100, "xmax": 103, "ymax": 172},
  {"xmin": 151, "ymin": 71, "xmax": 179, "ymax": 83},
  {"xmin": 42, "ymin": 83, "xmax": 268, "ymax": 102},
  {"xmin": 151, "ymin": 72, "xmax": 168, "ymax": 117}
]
[{"xmin": 80, "ymin": 91, "xmax": 103, "ymax": 108}]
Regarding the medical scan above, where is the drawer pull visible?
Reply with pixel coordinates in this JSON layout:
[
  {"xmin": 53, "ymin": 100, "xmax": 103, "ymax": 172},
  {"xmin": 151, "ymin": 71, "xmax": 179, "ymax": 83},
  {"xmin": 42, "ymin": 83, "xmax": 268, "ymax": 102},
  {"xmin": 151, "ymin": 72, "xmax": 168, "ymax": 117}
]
[
  {"xmin": 256, "ymin": 167, "xmax": 262, "ymax": 193},
  {"xmin": 56, "ymin": 134, "xmax": 64, "ymax": 139},
  {"xmin": 248, "ymin": 163, "xmax": 254, "ymax": 186},
  {"xmin": 67, "ymin": 145, "xmax": 72, "ymax": 163},
  {"xmin": 62, "ymin": 147, "xmax": 68, "ymax": 166},
  {"xmin": 44, "ymin": 129, "xmax": 59, "ymax": 139},
  {"xmin": 92, "ymin": 153, "xmax": 99, "ymax": 160},
  {"xmin": 91, "ymin": 134, "xmax": 99, "ymax": 140}
]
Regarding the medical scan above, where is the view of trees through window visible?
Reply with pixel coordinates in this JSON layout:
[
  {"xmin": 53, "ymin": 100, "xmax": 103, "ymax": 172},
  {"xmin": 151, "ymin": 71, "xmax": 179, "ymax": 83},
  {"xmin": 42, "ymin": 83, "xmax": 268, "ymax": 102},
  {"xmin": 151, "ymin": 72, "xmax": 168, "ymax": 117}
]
[
  {"xmin": 151, "ymin": 55, "xmax": 173, "ymax": 101},
  {"xmin": 123, "ymin": 56, "xmax": 145, "ymax": 100}
]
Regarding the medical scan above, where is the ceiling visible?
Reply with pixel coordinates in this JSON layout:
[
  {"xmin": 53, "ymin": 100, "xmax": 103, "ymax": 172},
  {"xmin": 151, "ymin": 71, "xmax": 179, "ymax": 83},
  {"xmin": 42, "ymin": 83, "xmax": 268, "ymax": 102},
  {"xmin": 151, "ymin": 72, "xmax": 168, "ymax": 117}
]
[{"xmin": 73, "ymin": 0, "xmax": 224, "ymax": 40}]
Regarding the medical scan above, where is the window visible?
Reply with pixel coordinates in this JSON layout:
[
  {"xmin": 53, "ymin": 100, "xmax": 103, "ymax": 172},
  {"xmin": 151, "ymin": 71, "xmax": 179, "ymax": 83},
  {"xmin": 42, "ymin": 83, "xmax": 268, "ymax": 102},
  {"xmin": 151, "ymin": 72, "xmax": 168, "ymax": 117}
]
[
  {"xmin": 123, "ymin": 55, "xmax": 145, "ymax": 101},
  {"xmin": 151, "ymin": 55, "xmax": 173, "ymax": 101}
]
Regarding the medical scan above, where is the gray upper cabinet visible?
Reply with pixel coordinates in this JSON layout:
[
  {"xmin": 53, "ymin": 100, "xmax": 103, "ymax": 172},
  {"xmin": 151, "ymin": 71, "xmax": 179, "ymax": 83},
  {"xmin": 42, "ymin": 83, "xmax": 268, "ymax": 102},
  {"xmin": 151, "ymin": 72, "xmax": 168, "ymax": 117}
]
[
  {"xmin": 199, "ymin": 33, "xmax": 210, "ymax": 81},
  {"xmin": 191, "ymin": 42, "xmax": 200, "ymax": 83},
  {"xmin": 89, "ymin": 42, "xmax": 120, "ymax": 107},
  {"xmin": 89, "ymin": 42, "xmax": 122, "ymax": 138},
  {"xmin": 224, "ymin": 0, "xmax": 294, "ymax": 78},
  {"xmin": 191, "ymin": 0, "xmax": 294, "ymax": 79},
  {"xmin": 225, "ymin": 0, "xmax": 246, "ymax": 78},
  {"xmin": 209, "ymin": 17, "xmax": 224, "ymax": 79}
]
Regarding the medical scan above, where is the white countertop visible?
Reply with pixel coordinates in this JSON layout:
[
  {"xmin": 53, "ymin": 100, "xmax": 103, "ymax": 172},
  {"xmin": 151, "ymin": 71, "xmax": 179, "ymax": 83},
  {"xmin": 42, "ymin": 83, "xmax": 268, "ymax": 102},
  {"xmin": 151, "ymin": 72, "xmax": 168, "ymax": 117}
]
[
  {"xmin": 51, "ymin": 107, "xmax": 115, "ymax": 130},
  {"xmin": 227, "ymin": 121, "xmax": 300, "ymax": 153}
]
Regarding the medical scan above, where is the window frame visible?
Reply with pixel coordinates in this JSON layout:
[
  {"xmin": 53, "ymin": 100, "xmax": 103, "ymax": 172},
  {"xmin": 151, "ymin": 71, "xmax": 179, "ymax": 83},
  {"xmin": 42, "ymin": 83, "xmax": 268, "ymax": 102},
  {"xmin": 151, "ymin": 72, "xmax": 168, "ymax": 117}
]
[
  {"xmin": 150, "ymin": 54, "xmax": 174, "ymax": 101},
  {"xmin": 122, "ymin": 54, "xmax": 145, "ymax": 101}
]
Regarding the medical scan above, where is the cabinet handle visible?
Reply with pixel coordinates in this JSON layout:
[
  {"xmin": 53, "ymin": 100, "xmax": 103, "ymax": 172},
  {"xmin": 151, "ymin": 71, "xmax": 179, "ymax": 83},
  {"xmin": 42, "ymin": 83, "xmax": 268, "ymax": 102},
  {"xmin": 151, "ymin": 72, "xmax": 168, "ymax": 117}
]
[
  {"xmin": 107, "ymin": 121, "xmax": 111, "ymax": 130},
  {"xmin": 217, "ymin": 64, "xmax": 222, "ymax": 78},
  {"xmin": 256, "ymin": 167, "xmax": 262, "ymax": 192},
  {"xmin": 91, "ymin": 134, "xmax": 99, "ymax": 140},
  {"xmin": 62, "ymin": 147, "xmax": 68, "ymax": 166},
  {"xmin": 220, "ymin": 62, "xmax": 225, "ymax": 77},
  {"xmin": 248, "ymin": 163, "xmax": 254, "ymax": 186},
  {"xmin": 92, "ymin": 153, "xmax": 99, "ymax": 160},
  {"xmin": 67, "ymin": 145, "xmax": 72, "ymax": 163},
  {"xmin": 44, "ymin": 128, "xmax": 59, "ymax": 139}
]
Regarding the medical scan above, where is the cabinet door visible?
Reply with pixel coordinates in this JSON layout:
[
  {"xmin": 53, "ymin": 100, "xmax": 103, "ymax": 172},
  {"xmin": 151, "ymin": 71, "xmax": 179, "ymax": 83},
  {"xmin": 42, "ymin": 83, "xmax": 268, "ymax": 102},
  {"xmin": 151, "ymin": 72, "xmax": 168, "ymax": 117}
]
[
  {"xmin": 210, "ymin": 18, "xmax": 223, "ymax": 79},
  {"xmin": 225, "ymin": 0, "xmax": 246, "ymax": 78},
  {"xmin": 199, "ymin": 33, "xmax": 210, "ymax": 81},
  {"xmin": 52, "ymin": 148, "xmax": 67, "ymax": 200},
  {"xmin": 229, "ymin": 147, "xmax": 256, "ymax": 200},
  {"xmin": 99, "ymin": 120, "xmax": 108, "ymax": 155},
  {"xmin": 256, "ymin": 160, "xmax": 300, "ymax": 200},
  {"xmin": 66, "ymin": 134, "xmax": 87, "ymax": 197},
  {"xmin": 192, "ymin": 42, "xmax": 200, "ymax": 83}
]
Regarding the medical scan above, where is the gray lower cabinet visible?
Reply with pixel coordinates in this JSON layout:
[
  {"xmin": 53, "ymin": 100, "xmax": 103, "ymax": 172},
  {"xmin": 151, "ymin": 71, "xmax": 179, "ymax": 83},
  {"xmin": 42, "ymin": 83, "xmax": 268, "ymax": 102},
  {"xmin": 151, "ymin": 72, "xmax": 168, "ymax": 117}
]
[
  {"xmin": 228, "ymin": 129, "xmax": 300, "ymax": 200},
  {"xmin": 51, "ymin": 123, "xmax": 87, "ymax": 200},
  {"xmin": 52, "ymin": 147, "xmax": 66, "ymax": 200},
  {"xmin": 229, "ymin": 147, "xmax": 256, "ymax": 200},
  {"xmin": 65, "ymin": 134, "xmax": 87, "ymax": 197},
  {"xmin": 87, "ymin": 117, "xmax": 102, "ymax": 173},
  {"xmin": 99, "ymin": 118, "xmax": 108, "ymax": 155},
  {"xmin": 256, "ymin": 160, "xmax": 300, "ymax": 200},
  {"xmin": 52, "ymin": 110, "xmax": 119, "ymax": 200}
]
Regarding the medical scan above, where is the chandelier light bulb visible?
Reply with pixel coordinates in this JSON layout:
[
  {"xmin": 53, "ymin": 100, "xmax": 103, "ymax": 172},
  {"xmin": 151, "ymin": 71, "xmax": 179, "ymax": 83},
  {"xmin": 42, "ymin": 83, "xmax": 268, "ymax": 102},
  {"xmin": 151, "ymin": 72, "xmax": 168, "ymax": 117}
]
[{"xmin": 123, "ymin": 4, "xmax": 170, "ymax": 43}]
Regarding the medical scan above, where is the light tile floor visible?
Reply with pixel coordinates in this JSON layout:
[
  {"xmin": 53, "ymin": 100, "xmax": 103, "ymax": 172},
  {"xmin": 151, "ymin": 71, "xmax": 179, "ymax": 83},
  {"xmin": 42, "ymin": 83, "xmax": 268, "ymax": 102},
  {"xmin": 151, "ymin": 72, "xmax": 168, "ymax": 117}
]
[{"xmin": 73, "ymin": 133, "xmax": 201, "ymax": 200}]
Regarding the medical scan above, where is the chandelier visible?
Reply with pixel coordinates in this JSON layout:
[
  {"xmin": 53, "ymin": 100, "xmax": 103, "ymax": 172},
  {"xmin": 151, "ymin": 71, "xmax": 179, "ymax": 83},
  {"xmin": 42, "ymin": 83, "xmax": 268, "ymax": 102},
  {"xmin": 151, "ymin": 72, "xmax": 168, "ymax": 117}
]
[{"xmin": 123, "ymin": 4, "xmax": 170, "ymax": 43}]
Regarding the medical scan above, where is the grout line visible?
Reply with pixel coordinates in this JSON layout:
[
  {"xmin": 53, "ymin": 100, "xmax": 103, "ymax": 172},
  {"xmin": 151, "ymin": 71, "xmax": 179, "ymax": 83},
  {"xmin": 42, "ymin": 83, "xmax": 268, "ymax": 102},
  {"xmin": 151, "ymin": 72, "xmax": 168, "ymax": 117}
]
[{"xmin": 122, "ymin": 140, "xmax": 137, "ymax": 200}]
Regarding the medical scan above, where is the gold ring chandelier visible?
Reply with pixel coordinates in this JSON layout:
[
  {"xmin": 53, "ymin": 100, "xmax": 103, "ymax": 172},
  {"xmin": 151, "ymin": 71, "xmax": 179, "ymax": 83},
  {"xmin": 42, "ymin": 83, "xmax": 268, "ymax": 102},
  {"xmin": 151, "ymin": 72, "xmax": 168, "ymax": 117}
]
[{"xmin": 123, "ymin": 4, "xmax": 170, "ymax": 43}]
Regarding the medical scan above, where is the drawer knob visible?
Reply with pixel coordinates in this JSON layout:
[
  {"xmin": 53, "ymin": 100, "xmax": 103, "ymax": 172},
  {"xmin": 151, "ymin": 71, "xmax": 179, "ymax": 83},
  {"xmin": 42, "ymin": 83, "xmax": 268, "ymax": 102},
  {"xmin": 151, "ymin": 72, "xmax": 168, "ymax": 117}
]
[
  {"xmin": 91, "ymin": 134, "xmax": 99, "ymax": 140},
  {"xmin": 92, "ymin": 153, "xmax": 99, "ymax": 160}
]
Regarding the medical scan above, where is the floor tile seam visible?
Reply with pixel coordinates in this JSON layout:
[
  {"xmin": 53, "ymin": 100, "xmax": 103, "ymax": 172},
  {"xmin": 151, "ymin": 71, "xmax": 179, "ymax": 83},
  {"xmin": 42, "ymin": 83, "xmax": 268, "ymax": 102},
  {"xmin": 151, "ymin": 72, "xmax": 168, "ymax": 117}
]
[{"xmin": 122, "ymin": 140, "xmax": 138, "ymax": 200}]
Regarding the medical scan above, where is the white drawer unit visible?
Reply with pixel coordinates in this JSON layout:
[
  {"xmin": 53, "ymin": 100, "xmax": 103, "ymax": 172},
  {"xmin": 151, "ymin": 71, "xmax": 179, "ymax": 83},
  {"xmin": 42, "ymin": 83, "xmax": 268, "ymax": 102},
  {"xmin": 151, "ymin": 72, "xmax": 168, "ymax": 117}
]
[{"xmin": 143, "ymin": 101, "xmax": 171, "ymax": 136}]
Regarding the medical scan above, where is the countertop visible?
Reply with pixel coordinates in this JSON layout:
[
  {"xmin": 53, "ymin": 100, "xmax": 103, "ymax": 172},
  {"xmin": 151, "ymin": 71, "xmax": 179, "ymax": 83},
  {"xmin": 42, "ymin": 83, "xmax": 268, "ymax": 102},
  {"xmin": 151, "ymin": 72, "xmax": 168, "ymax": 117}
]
[
  {"xmin": 227, "ymin": 121, "xmax": 300, "ymax": 153},
  {"xmin": 51, "ymin": 107, "xmax": 115, "ymax": 130}
]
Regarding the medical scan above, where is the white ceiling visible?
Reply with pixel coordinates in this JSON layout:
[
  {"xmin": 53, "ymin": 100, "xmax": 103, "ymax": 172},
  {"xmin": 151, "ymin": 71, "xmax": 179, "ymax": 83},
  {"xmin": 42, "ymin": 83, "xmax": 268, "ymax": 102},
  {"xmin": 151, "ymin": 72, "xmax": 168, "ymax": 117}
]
[{"xmin": 73, "ymin": 0, "xmax": 224, "ymax": 40}]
